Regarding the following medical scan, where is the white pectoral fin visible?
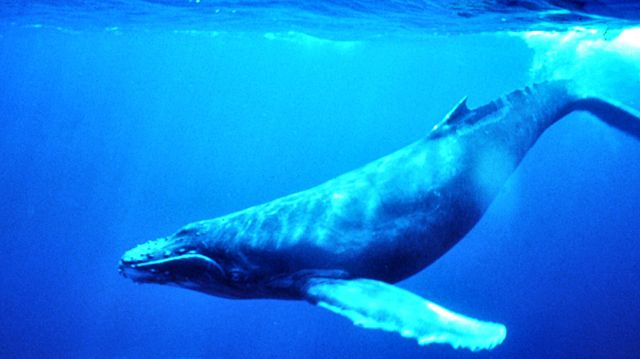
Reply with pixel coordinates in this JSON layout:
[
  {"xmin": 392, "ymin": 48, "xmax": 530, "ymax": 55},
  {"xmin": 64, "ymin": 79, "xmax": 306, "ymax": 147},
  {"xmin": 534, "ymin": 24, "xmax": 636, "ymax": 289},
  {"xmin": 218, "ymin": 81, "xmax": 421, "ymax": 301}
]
[{"xmin": 303, "ymin": 278, "xmax": 506, "ymax": 351}]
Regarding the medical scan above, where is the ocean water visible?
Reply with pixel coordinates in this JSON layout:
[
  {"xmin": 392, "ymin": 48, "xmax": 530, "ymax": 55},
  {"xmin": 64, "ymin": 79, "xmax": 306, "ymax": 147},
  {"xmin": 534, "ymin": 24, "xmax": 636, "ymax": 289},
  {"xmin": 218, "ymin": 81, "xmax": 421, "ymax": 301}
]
[{"xmin": 1, "ymin": 1, "xmax": 640, "ymax": 358}]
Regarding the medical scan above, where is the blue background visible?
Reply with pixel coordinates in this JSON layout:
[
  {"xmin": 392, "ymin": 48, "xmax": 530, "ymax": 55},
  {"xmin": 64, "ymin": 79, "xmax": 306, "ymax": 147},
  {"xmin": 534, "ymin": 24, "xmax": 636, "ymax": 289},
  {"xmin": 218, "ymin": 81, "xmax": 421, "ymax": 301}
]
[{"xmin": 1, "ymin": 26, "xmax": 639, "ymax": 358}]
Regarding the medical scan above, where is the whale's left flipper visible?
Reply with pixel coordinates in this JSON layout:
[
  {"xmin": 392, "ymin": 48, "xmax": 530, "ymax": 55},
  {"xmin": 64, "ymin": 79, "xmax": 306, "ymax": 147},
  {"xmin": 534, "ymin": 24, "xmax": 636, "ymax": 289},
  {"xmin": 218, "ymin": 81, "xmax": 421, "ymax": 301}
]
[{"xmin": 303, "ymin": 278, "xmax": 506, "ymax": 351}]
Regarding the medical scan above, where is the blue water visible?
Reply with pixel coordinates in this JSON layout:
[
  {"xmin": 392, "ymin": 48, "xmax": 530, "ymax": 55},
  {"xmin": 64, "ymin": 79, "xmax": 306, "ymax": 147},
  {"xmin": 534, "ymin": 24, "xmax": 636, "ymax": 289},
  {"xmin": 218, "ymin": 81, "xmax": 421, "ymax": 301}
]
[
  {"xmin": 1, "ymin": 1, "xmax": 640, "ymax": 358},
  {"xmin": 4, "ymin": 0, "xmax": 640, "ymax": 35}
]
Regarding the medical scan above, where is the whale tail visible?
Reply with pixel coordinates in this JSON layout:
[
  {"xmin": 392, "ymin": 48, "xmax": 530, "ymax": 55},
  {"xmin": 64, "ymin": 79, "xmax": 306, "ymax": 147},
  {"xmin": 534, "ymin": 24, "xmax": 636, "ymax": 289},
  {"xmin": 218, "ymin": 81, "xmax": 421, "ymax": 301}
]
[{"xmin": 569, "ymin": 97, "xmax": 640, "ymax": 140}]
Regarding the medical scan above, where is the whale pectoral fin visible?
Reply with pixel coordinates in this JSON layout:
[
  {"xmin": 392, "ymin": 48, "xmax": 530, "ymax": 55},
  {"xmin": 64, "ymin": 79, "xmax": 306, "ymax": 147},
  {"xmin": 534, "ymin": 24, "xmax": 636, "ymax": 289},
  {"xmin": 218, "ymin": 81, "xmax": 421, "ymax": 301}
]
[{"xmin": 303, "ymin": 278, "xmax": 506, "ymax": 351}]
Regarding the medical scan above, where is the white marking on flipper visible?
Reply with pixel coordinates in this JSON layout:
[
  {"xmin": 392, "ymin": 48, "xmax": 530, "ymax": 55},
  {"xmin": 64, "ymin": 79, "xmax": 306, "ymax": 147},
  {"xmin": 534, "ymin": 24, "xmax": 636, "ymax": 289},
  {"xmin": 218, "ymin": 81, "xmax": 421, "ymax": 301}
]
[{"xmin": 306, "ymin": 278, "xmax": 506, "ymax": 351}]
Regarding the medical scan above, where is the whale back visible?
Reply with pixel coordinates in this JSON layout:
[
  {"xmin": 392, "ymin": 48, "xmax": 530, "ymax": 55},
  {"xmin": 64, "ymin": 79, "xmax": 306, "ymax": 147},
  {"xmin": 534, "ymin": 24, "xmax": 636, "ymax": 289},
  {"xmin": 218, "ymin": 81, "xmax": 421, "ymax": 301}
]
[{"xmin": 177, "ymin": 82, "xmax": 581, "ymax": 285}]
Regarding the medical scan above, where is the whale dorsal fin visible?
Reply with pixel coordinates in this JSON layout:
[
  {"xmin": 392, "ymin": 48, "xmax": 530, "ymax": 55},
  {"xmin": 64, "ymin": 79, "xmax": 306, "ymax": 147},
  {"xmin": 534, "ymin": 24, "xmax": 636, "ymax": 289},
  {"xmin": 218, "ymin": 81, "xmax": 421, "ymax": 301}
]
[
  {"xmin": 303, "ymin": 278, "xmax": 506, "ymax": 351},
  {"xmin": 429, "ymin": 96, "xmax": 470, "ymax": 137},
  {"xmin": 445, "ymin": 96, "xmax": 470, "ymax": 123}
]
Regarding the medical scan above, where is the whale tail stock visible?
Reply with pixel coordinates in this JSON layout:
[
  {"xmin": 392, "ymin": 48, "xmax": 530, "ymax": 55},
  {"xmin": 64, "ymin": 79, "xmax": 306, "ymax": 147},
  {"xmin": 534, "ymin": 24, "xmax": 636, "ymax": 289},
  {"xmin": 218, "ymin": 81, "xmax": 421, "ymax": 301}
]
[
  {"xmin": 428, "ymin": 80, "xmax": 640, "ymax": 144},
  {"xmin": 569, "ymin": 96, "xmax": 640, "ymax": 140}
]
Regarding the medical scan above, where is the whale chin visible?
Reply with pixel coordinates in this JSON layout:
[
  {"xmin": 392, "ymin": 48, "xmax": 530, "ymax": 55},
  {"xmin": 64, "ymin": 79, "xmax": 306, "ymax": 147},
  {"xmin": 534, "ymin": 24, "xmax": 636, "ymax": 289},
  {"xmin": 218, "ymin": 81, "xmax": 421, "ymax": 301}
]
[{"xmin": 119, "ymin": 252, "xmax": 225, "ymax": 285}]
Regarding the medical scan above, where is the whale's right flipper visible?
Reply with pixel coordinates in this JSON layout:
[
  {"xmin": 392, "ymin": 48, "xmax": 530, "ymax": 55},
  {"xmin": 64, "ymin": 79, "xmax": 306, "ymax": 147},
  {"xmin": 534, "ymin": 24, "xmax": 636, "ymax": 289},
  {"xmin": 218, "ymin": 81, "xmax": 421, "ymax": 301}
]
[{"xmin": 303, "ymin": 278, "xmax": 506, "ymax": 351}]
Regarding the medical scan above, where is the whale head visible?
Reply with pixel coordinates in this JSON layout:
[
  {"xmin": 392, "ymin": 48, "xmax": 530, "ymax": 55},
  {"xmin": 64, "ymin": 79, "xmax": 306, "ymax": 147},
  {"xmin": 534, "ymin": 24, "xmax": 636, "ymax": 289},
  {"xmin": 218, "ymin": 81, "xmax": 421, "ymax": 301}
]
[{"xmin": 119, "ymin": 223, "xmax": 250, "ymax": 298}]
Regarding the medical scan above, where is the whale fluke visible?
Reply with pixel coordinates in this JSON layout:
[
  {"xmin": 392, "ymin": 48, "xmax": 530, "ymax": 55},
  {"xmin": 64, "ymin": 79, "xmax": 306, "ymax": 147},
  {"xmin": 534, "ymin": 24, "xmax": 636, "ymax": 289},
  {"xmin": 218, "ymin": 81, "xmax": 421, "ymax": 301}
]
[
  {"xmin": 304, "ymin": 278, "xmax": 506, "ymax": 351},
  {"xmin": 571, "ymin": 97, "xmax": 640, "ymax": 140}
]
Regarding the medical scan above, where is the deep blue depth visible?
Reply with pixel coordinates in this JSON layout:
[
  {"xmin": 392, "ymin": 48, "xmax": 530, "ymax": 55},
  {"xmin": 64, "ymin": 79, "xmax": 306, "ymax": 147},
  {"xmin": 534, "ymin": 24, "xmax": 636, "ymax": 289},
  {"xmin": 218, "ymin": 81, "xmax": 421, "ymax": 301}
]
[{"xmin": 1, "ymin": 17, "xmax": 640, "ymax": 359}]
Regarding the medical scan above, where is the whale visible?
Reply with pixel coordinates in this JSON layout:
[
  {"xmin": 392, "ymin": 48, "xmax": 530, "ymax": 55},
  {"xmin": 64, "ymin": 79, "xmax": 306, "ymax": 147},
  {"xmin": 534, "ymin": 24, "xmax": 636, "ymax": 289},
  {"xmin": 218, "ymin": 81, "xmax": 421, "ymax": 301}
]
[{"xmin": 119, "ymin": 81, "xmax": 640, "ymax": 351}]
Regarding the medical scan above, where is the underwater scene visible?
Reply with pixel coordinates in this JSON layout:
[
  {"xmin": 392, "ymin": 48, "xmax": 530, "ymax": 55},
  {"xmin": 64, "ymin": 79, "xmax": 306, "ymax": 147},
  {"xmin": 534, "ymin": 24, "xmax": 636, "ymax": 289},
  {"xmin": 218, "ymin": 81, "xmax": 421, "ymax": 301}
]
[{"xmin": 1, "ymin": 1, "xmax": 640, "ymax": 358}]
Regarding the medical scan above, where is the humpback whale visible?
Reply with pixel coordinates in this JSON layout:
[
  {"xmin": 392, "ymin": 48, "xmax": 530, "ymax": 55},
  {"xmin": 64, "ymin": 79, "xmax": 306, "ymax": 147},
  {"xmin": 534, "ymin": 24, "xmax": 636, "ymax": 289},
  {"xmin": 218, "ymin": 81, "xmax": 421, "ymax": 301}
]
[{"xmin": 119, "ymin": 81, "xmax": 640, "ymax": 351}]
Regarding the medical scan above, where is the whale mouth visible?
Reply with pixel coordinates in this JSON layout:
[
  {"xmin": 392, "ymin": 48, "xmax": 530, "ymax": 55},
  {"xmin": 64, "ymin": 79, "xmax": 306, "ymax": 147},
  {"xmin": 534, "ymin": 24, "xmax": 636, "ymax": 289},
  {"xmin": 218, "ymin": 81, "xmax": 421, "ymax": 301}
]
[{"xmin": 119, "ymin": 253, "xmax": 225, "ymax": 284}]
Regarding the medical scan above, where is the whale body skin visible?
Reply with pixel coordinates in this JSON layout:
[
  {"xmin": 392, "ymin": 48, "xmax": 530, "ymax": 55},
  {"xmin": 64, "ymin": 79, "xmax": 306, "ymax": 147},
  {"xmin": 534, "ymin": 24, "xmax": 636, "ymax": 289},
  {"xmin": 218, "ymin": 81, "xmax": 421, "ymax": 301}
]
[{"xmin": 120, "ymin": 81, "xmax": 640, "ymax": 351}]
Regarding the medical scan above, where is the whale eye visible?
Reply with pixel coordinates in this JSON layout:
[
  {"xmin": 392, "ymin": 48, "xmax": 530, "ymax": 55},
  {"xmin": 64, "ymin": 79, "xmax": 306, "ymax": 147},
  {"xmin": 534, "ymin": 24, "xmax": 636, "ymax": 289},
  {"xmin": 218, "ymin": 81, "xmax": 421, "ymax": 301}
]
[{"xmin": 228, "ymin": 269, "xmax": 245, "ymax": 283}]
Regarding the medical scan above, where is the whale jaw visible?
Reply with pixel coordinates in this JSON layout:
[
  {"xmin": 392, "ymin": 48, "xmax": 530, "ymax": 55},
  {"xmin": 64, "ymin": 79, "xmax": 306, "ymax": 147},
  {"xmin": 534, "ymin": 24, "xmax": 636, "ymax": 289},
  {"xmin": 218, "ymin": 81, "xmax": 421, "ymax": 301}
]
[
  {"xmin": 118, "ymin": 233, "xmax": 229, "ymax": 296},
  {"xmin": 119, "ymin": 252, "xmax": 224, "ymax": 284}
]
